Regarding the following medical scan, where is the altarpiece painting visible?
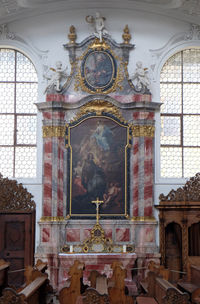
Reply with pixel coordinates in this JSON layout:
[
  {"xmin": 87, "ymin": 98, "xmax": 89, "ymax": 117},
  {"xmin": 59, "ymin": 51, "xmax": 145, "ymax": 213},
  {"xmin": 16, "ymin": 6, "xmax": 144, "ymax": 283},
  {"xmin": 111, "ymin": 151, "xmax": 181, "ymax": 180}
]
[{"xmin": 65, "ymin": 113, "xmax": 131, "ymax": 218}]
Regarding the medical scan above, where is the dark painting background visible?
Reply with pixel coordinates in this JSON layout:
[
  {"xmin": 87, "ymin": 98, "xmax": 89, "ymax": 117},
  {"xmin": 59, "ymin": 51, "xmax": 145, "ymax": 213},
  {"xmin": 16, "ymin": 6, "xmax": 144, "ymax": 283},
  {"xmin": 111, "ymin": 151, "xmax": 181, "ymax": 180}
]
[{"xmin": 70, "ymin": 116, "xmax": 127, "ymax": 216}]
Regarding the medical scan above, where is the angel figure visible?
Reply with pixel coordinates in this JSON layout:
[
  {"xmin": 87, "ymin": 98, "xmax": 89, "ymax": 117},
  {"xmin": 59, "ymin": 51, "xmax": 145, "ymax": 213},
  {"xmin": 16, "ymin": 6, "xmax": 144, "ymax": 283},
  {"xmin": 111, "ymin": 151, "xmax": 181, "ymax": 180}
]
[
  {"xmin": 131, "ymin": 61, "xmax": 150, "ymax": 91},
  {"xmin": 44, "ymin": 61, "xmax": 68, "ymax": 93},
  {"xmin": 86, "ymin": 12, "xmax": 108, "ymax": 42}
]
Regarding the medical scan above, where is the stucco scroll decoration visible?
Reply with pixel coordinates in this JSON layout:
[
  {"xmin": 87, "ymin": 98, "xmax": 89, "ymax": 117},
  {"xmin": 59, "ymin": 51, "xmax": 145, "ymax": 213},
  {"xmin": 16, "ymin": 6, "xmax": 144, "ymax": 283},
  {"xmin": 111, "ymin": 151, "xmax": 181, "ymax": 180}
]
[
  {"xmin": 159, "ymin": 172, "xmax": 200, "ymax": 202},
  {"xmin": 0, "ymin": 24, "xmax": 16, "ymax": 40},
  {"xmin": 150, "ymin": 23, "xmax": 200, "ymax": 82},
  {"xmin": 0, "ymin": 173, "xmax": 36, "ymax": 211}
]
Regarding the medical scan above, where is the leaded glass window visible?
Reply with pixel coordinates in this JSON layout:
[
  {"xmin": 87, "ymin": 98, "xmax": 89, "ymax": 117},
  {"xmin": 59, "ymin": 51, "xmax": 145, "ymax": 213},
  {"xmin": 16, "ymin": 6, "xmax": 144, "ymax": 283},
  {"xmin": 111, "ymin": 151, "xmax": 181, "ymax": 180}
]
[
  {"xmin": 0, "ymin": 49, "xmax": 38, "ymax": 178},
  {"xmin": 160, "ymin": 48, "xmax": 200, "ymax": 178}
]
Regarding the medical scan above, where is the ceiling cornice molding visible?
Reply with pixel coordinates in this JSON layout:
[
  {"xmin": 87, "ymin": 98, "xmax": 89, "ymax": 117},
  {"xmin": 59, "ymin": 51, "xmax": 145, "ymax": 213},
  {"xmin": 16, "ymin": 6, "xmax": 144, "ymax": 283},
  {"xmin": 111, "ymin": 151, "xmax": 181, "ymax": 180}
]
[{"xmin": 1, "ymin": 0, "xmax": 200, "ymax": 27}]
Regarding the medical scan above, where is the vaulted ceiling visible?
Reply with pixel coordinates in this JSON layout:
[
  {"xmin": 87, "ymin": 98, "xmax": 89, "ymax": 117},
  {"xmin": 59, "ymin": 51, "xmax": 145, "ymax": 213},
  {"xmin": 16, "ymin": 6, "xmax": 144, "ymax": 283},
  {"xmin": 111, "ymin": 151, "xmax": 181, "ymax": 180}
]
[{"xmin": 0, "ymin": 0, "xmax": 200, "ymax": 25}]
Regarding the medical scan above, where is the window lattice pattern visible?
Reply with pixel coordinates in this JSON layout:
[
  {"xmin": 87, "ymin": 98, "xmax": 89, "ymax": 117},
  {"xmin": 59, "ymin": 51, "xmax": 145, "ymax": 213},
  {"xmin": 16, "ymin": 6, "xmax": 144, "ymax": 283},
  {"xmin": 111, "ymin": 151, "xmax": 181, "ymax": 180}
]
[
  {"xmin": 160, "ymin": 49, "xmax": 200, "ymax": 178},
  {"xmin": 0, "ymin": 49, "xmax": 38, "ymax": 178}
]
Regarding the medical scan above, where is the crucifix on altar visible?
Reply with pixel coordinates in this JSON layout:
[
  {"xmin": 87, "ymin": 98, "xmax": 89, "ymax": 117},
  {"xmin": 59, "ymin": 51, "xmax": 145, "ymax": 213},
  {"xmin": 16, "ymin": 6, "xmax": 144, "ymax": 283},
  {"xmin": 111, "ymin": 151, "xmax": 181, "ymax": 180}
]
[{"xmin": 91, "ymin": 197, "xmax": 104, "ymax": 224}]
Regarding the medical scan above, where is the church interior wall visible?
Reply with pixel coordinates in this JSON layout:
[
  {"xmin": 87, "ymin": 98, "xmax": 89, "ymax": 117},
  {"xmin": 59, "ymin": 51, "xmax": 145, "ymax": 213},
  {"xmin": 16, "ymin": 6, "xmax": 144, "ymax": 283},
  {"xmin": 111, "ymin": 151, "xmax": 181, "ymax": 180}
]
[{"xmin": 0, "ymin": 7, "xmax": 196, "ymax": 250}]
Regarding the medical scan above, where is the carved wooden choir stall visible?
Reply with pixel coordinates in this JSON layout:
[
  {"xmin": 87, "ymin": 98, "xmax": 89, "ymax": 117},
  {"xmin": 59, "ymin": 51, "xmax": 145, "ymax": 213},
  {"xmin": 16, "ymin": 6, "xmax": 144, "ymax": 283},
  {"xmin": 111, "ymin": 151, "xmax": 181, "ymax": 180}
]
[
  {"xmin": 155, "ymin": 173, "xmax": 200, "ymax": 280},
  {"xmin": 0, "ymin": 174, "xmax": 36, "ymax": 288}
]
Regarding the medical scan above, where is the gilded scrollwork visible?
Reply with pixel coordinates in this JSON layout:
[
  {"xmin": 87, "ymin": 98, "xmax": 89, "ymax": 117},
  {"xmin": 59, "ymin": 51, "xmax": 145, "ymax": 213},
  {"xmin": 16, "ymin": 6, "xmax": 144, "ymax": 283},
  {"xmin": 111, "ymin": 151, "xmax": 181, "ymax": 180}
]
[
  {"xmin": 159, "ymin": 172, "xmax": 200, "ymax": 202},
  {"xmin": 0, "ymin": 174, "xmax": 35, "ymax": 212},
  {"xmin": 69, "ymin": 100, "xmax": 127, "ymax": 124}
]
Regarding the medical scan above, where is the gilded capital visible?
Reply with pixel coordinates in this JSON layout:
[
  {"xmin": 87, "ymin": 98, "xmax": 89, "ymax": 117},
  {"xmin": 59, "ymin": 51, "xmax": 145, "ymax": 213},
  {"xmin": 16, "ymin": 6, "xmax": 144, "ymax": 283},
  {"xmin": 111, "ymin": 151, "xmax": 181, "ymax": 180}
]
[
  {"xmin": 132, "ymin": 125, "xmax": 155, "ymax": 137},
  {"xmin": 43, "ymin": 126, "xmax": 65, "ymax": 138}
]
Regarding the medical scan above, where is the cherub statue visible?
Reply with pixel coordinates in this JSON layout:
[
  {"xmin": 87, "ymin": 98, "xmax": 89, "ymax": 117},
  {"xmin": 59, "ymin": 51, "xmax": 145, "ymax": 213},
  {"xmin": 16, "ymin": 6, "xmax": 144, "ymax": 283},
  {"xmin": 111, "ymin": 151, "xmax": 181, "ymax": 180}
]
[
  {"xmin": 86, "ymin": 12, "xmax": 108, "ymax": 42},
  {"xmin": 44, "ymin": 61, "xmax": 68, "ymax": 93},
  {"xmin": 131, "ymin": 61, "xmax": 150, "ymax": 91}
]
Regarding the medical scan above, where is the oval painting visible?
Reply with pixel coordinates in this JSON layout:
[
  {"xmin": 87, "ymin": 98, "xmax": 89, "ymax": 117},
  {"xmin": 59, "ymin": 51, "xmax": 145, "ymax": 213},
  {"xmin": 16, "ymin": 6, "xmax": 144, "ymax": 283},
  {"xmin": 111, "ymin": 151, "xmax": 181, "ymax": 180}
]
[{"xmin": 83, "ymin": 50, "xmax": 115, "ymax": 90}]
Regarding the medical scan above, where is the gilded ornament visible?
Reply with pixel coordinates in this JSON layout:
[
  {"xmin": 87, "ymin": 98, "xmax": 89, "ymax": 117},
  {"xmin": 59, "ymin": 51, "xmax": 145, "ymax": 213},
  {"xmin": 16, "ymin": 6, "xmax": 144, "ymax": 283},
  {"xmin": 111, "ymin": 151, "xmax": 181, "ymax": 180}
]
[
  {"xmin": 70, "ymin": 100, "xmax": 126, "ymax": 123},
  {"xmin": 74, "ymin": 39, "xmax": 124, "ymax": 94},
  {"xmin": 131, "ymin": 216, "xmax": 156, "ymax": 222},
  {"xmin": 43, "ymin": 126, "xmax": 65, "ymax": 138},
  {"xmin": 122, "ymin": 25, "xmax": 131, "ymax": 44},
  {"xmin": 68, "ymin": 25, "xmax": 77, "ymax": 44},
  {"xmin": 40, "ymin": 216, "xmax": 65, "ymax": 222},
  {"xmin": 132, "ymin": 125, "xmax": 155, "ymax": 137}
]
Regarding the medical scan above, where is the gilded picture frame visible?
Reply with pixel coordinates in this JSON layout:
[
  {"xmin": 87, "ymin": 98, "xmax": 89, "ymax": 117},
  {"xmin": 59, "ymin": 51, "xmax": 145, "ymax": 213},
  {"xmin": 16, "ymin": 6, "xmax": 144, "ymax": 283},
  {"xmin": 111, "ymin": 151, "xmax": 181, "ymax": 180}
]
[
  {"xmin": 65, "ymin": 112, "xmax": 132, "ymax": 218},
  {"xmin": 81, "ymin": 49, "xmax": 117, "ymax": 93}
]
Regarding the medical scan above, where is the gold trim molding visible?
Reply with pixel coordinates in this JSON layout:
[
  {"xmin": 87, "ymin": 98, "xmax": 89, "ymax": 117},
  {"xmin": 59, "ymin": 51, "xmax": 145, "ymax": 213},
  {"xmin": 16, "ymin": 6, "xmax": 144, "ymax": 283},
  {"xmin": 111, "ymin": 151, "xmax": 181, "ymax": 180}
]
[
  {"xmin": 43, "ymin": 126, "xmax": 66, "ymax": 138},
  {"xmin": 131, "ymin": 216, "xmax": 156, "ymax": 222},
  {"xmin": 70, "ymin": 100, "xmax": 127, "ymax": 123},
  {"xmin": 40, "ymin": 216, "xmax": 65, "ymax": 222},
  {"xmin": 132, "ymin": 125, "xmax": 155, "ymax": 137}
]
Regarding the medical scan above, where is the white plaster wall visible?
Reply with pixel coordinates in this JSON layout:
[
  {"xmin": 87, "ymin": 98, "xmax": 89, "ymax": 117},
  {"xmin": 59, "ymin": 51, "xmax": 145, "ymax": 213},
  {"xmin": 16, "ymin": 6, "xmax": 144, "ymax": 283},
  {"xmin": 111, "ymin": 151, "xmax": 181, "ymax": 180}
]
[{"xmin": 1, "ymin": 8, "xmax": 196, "ymax": 248}]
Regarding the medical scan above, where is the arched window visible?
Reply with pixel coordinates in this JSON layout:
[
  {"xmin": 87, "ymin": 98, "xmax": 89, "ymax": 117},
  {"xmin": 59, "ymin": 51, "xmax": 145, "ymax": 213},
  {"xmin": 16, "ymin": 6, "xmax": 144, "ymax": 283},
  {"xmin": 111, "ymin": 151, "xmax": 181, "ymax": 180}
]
[
  {"xmin": 160, "ymin": 48, "xmax": 200, "ymax": 178},
  {"xmin": 0, "ymin": 48, "xmax": 38, "ymax": 178}
]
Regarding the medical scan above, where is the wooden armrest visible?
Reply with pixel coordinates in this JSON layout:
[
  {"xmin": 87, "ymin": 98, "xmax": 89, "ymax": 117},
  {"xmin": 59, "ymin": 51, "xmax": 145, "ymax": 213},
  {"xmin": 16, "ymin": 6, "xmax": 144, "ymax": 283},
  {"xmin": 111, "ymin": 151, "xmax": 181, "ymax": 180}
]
[
  {"xmin": 178, "ymin": 281, "xmax": 199, "ymax": 294},
  {"xmin": 19, "ymin": 276, "xmax": 47, "ymax": 298},
  {"xmin": 140, "ymin": 281, "xmax": 148, "ymax": 293},
  {"xmin": 136, "ymin": 296, "xmax": 158, "ymax": 304},
  {"xmin": 0, "ymin": 263, "xmax": 10, "ymax": 271}
]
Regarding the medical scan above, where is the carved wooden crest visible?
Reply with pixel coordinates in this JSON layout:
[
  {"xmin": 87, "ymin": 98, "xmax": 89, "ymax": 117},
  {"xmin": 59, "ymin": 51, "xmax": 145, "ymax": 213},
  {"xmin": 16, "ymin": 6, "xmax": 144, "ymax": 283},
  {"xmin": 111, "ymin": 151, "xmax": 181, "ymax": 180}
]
[
  {"xmin": 0, "ymin": 288, "xmax": 27, "ymax": 304},
  {"xmin": 159, "ymin": 172, "xmax": 200, "ymax": 202},
  {"xmin": 0, "ymin": 174, "xmax": 35, "ymax": 212}
]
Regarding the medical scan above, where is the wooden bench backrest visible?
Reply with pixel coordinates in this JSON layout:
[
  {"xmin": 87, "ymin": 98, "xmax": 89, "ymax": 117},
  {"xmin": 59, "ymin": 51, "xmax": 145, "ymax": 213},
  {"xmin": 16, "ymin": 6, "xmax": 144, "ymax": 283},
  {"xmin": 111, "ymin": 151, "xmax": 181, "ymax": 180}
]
[
  {"xmin": 0, "ymin": 275, "xmax": 48, "ymax": 304},
  {"xmin": 0, "ymin": 260, "xmax": 10, "ymax": 287},
  {"xmin": 19, "ymin": 276, "xmax": 47, "ymax": 299},
  {"xmin": 191, "ymin": 265, "xmax": 200, "ymax": 285},
  {"xmin": 155, "ymin": 277, "xmax": 189, "ymax": 304}
]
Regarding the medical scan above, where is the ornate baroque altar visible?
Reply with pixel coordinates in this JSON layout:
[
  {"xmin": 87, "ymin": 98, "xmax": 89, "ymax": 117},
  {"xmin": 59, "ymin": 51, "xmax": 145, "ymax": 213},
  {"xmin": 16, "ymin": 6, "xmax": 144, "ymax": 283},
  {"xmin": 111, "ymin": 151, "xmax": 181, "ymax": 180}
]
[{"xmin": 35, "ymin": 15, "xmax": 161, "ymax": 292}]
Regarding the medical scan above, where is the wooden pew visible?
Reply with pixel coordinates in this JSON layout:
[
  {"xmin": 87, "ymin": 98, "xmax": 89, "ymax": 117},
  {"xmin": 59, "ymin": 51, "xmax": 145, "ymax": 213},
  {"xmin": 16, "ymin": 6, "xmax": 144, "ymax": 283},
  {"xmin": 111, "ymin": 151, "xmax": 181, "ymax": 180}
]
[
  {"xmin": 0, "ymin": 271, "xmax": 48, "ymax": 304},
  {"xmin": 58, "ymin": 260, "xmax": 86, "ymax": 304},
  {"xmin": 0, "ymin": 259, "xmax": 10, "ymax": 296},
  {"xmin": 108, "ymin": 261, "xmax": 134, "ymax": 304},
  {"xmin": 35, "ymin": 259, "xmax": 48, "ymax": 274},
  {"xmin": 178, "ymin": 263, "xmax": 200, "ymax": 303},
  {"xmin": 137, "ymin": 271, "xmax": 190, "ymax": 304}
]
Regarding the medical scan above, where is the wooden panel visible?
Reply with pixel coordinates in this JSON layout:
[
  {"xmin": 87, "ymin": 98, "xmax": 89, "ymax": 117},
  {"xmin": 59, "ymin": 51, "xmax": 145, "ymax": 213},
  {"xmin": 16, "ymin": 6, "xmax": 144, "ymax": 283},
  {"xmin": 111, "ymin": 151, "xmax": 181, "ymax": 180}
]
[{"xmin": 0, "ymin": 213, "xmax": 35, "ymax": 288}]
